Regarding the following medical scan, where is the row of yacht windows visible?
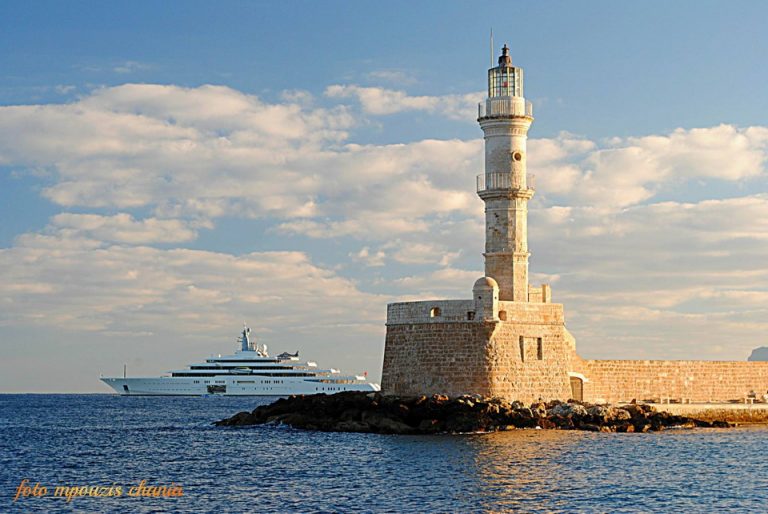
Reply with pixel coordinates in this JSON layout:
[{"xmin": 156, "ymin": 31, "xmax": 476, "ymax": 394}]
[
  {"xmin": 174, "ymin": 372, "xmax": 316, "ymax": 378},
  {"xmin": 190, "ymin": 379, "xmax": 287, "ymax": 385},
  {"xmin": 235, "ymin": 380, "xmax": 285, "ymax": 384},
  {"xmin": 190, "ymin": 365, "xmax": 296, "ymax": 370},
  {"xmin": 206, "ymin": 359, "xmax": 280, "ymax": 363},
  {"xmin": 181, "ymin": 379, "xmax": 350, "ymax": 392}
]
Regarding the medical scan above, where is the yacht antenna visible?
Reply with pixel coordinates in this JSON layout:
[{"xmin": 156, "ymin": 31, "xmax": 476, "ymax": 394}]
[{"xmin": 241, "ymin": 323, "xmax": 251, "ymax": 352}]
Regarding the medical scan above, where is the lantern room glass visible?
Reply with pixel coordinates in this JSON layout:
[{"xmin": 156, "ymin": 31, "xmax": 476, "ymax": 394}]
[{"xmin": 488, "ymin": 66, "xmax": 523, "ymax": 98}]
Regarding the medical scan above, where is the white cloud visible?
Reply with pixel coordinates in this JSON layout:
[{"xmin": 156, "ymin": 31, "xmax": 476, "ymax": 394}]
[
  {"xmin": 349, "ymin": 246, "xmax": 387, "ymax": 267},
  {"xmin": 0, "ymin": 233, "xmax": 383, "ymax": 332},
  {"xmin": 385, "ymin": 240, "xmax": 461, "ymax": 266},
  {"xmin": 324, "ymin": 84, "xmax": 484, "ymax": 120},
  {"xmin": 0, "ymin": 84, "xmax": 355, "ymax": 218},
  {"xmin": 275, "ymin": 215, "xmax": 431, "ymax": 240},
  {"xmin": 0, "ymin": 85, "xmax": 487, "ymax": 231},
  {"xmin": 280, "ymin": 89, "xmax": 314, "ymax": 105},
  {"xmin": 541, "ymin": 125, "xmax": 768, "ymax": 208},
  {"xmin": 50, "ymin": 213, "xmax": 203, "ymax": 244}
]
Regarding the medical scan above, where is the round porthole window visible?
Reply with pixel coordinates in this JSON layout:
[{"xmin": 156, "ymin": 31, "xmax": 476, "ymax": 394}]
[{"xmin": 513, "ymin": 151, "xmax": 523, "ymax": 162}]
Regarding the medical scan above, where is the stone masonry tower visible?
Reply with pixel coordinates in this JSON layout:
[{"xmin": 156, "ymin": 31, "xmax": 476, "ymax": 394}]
[
  {"xmin": 477, "ymin": 44, "xmax": 534, "ymax": 302},
  {"xmin": 381, "ymin": 45, "xmax": 573, "ymax": 403}
]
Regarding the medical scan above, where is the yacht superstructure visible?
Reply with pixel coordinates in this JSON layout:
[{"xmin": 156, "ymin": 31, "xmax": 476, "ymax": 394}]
[{"xmin": 101, "ymin": 325, "xmax": 380, "ymax": 396}]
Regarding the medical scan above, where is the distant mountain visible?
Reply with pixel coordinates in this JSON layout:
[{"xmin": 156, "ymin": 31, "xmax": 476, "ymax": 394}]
[{"xmin": 748, "ymin": 347, "xmax": 768, "ymax": 361}]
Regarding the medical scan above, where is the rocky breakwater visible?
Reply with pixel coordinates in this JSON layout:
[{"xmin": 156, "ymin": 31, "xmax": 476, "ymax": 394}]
[{"xmin": 215, "ymin": 392, "xmax": 732, "ymax": 434}]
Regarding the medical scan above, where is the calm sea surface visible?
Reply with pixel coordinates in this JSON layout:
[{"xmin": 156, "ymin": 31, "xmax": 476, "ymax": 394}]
[{"xmin": 1, "ymin": 394, "xmax": 767, "ymax": 513}]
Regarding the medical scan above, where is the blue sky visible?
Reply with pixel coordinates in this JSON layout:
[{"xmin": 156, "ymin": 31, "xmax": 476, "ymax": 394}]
[{"xmin": 2, "ymin": 1, "xmax": 768, "ymax": 391}]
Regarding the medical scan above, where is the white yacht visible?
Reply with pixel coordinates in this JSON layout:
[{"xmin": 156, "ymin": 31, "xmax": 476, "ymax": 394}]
[{"xmin": 101, "ymin": 325, "xmax": 380, "ymax": 396}]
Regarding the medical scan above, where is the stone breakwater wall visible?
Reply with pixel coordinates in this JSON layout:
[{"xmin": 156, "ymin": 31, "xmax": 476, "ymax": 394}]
[
  {"xmin": 577, "ymin": 359, "xmax": 768, "ymax": 404},
  {"xmin": 645, "ymin": 403, "xmax": 768, "ymax": 423}
]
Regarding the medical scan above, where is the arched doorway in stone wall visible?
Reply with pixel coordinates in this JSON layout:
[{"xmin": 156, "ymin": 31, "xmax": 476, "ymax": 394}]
[
  {"xmin": 568, "ymin": 372, "xmax": 587, "ymax": 402},
  {"xmin": 569, "ymin": 377, "xmax": 583, "ymax": 402}
]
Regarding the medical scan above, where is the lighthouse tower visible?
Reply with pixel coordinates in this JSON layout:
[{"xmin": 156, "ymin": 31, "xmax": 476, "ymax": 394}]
[
  {"xmin": 382, "ymin": 44, "xmax": 572, "ymax": 403},
  {"xmin": 477, "ymin": 45, "xmax": 534, "ymax": 302}
]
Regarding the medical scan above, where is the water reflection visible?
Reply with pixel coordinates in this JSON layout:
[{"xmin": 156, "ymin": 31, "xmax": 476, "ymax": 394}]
[
  {"xmin": 371, "ymin": 427, "xmax": 768, "ymax": 513},
  {"xmin": 368, "ymin": 429, "xmax": 587, "ymax": 512},
  {"xmin": 466, "ymin": 430, "xmax": 589, "ymax": 511}
]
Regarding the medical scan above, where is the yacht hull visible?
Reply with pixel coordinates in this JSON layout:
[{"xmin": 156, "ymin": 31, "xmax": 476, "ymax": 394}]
[{"xmin": 101, "ymin": 376, "xmax": 380, "ymax": 396}]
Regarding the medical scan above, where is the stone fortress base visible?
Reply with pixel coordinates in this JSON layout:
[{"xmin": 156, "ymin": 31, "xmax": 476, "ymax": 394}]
[{"xmin": 381, "ymin": 278, "xmax": 768, "ymax": 404}]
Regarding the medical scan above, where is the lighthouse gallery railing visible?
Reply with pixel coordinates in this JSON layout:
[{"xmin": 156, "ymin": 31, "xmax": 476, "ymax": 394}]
[
  {"xmin": 478, "ymin": 97, "xmax": 533, "ymax": 118},
  {"xmin": 477, "ymin": 173, "xmax": 535, "ymax": 192}
]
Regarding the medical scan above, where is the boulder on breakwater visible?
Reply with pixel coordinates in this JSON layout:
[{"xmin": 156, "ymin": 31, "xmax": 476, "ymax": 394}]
[{"xmin": 215, "ymin": 391, "xmax": 732, "ymax": 434}]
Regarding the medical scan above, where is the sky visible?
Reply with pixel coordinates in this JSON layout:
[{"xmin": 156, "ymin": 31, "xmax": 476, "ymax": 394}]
[{"xmin": 1, "ymin": 1, "xmax": 768, "ymax": 392}]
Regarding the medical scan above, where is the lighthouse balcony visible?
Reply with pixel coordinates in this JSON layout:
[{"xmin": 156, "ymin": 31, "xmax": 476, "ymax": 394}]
[
  {"xmin": 478, "ymin": 97, "xmax": 533, "ymax": 119},
  {"xmin": 477, "ymin": 172, "xmax": 535, "ymax": 192}
]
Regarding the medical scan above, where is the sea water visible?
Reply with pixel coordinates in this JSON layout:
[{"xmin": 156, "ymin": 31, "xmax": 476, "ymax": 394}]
[{"xmin": 2, "ymin": 394, "xmax": 767, "ymax": 513}]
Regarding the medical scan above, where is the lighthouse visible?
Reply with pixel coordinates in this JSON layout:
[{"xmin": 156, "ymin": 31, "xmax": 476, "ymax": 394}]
[
  {"xmin": 477, "ymin": 44, "xmax": 534, "ymax": 302},
  {"xmin": 382, "ymin": 44, "xmax": 572, "ymax": 403}
]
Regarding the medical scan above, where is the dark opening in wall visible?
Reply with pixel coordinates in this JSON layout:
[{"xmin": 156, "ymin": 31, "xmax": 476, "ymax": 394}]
[
  {"xmin": 467, "ymin": 311, "xmax": 475, "ymax": 320},
  {"xmin": 430, "ymin": 307, "xmax": 441, "ymax": 318},
  {"xmin": 537, "ymin": 337, "xmax": 543, "ymax": 360},
  {"xmin": 519, "ymin": 336, "xmax": 525, "ymax": 362},
  {"xmin": 570, "ymin": 376, "xmax": 584, "ymax": 402},
  {"xmin": 499, "ymin": 310, "xmax": 507, "ymax": 321}
]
